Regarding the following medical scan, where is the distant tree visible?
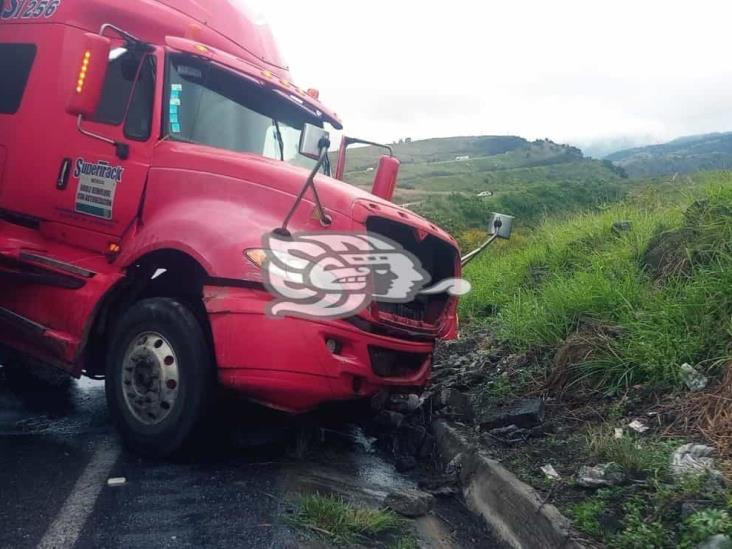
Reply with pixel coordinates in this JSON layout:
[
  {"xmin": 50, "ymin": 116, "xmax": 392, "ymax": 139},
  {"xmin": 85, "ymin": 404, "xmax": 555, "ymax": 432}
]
[{"xmin": 602, "ymin": 159, "xmax": 628, "ymax": 178}]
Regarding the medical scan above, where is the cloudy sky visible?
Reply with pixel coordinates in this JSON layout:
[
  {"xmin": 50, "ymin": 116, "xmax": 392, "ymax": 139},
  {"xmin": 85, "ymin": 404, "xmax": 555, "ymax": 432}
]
[{"xmin": 245, "ymin": 0, "xmax": 732, "ymax": 153}]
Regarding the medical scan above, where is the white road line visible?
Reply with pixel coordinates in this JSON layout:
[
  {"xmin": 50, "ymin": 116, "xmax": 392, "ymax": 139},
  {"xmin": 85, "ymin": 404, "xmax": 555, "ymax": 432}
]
[{"xmin": 37, "ymin": 437, "xmax": 120, "ymax": 549}]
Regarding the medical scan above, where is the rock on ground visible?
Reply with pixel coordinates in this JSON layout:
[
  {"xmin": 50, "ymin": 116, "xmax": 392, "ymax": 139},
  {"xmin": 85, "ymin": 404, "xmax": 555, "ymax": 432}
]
[
  {"xmin": 479, "ymin": 398, "xmax": 545, "ymax": 430},
  {"xmin": 576, "ymin": 463, "xmax": 626, "ymax": 488}
]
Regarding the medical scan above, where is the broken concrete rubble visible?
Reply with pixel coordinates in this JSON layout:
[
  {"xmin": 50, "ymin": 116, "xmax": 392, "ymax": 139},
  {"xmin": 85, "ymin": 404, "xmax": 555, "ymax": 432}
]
[
  {"xmin": 680, "ymin": 363, "xmax": 709, "ymax": 392},
  {"xmin": 435, "ymin": 388, "xmax": 474, "ymax": 419},
  {"xmin": 479, "ymin": 398, "xmax": 545, "ymax": 430},
  {"xmin": 670, "ymin": 443, "xmax": 719, "ymax": 477},
  {"xmin": 576, "ymin": 462, "xmax": 626, "ymax": 488}
]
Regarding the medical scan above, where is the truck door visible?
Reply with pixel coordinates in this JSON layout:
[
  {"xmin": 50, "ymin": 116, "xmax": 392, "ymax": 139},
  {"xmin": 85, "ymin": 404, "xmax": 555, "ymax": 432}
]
[{"xmin": 54, "ymin": 44, "xmax": 162, "ymax": 238}]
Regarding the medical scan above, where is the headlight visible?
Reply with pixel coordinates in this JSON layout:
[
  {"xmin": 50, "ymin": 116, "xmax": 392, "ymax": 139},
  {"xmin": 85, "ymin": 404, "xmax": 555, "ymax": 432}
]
[{"xmin": 244, "ymin": 248, "xmax": 267, "ymax": 268}]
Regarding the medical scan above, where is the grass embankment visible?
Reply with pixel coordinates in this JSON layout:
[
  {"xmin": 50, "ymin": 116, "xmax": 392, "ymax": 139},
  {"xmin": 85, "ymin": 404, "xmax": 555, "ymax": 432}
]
[
  {"xmin": 463, "ymin": 171, "xmax": 732, "ymax": 393},
  {"xmin": 459, "ymin": 171, "xmax": 732, "ymax": 547}
]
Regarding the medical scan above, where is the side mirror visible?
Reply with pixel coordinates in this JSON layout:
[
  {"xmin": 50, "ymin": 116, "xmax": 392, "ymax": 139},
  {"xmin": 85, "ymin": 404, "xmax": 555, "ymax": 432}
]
[
  {"xmin": 371, "ymin": 155, "xmax": 400, "ymax": 201},
  {"xmin": 488, "ymin": 213, "xmax": 514, "ymax": 239},
  {"xmin": 461, "ymin": 212, "xmax": 515, "ymax": 267},
  {"xmin": 66, "ymin": 33, "xmax": 111, "ymax": 118},
  {"xmin": 299, "ymin": 123, "xmax": 330, "ymax": 160}
]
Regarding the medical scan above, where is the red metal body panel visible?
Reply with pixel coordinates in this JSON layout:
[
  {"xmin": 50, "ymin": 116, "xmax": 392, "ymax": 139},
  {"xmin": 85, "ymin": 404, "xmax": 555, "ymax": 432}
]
[
  {"xmin": 0, "ymin": 0, "xmax": 461, "ymax": 414},
  {"xmin": 205, "ymin": 286, "xmax": 432, "ymax": 413}
]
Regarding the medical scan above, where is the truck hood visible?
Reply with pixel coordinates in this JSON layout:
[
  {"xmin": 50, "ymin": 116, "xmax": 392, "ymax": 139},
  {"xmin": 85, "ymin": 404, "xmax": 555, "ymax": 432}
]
[{"xmin": 151, "ymin": 140, "xmax": 457, "ymax": 245}]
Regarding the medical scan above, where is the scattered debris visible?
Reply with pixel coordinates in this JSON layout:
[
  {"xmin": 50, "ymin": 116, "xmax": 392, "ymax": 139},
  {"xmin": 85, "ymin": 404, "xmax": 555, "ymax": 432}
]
[
  {"xmin": 107, "ymin": 477, "xmax": 126, "ymax": 487},
  {"xmin": 680, "ymin": 363, "xmax": 709, "ymax": 392},
  {"xmin": 628, "ymin": 419, "xmax": 649, "ymax": 433},
  {"xmin": 540, "ymin": 464, "xmax": 561, "ymax": 481},
  {"xmin": 485, "ymin": 424, "xmax": 531, "ymax": 445},
  {"xmin": 576, "ymin": 463, "xmax": 626, "ymax": 488},
  {"xmin": 670, "ymin": 443, "xmax": 718, "ymax": 477},
  {"xmin": 614, "ymin": 428, "xmax": 624, "ymax": 439},
  {"xmin": 384, "ymin": 488, "xmax": 435, "ymax": 517},
  {"xmin": 436, "ymin": 388, "xmax": 474, "ymax": 420},
  {"xmin": 479, "ymin": 398, "xmax": 545, "ymax": 430},
  {"xmin": 389, "ymin": 393, "xmax": 423, "ymax": 413},
  {"xmin": 667, "ymin": 362, "xmax": 732, "ymax": 461}
]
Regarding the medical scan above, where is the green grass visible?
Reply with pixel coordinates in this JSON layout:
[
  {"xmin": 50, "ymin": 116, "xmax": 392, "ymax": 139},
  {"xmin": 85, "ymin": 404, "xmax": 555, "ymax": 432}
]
[
  {"xmin": 291, "ymin": 493, "xmax": 404, "ymax": 545},
  {"xmin": 586, "ymin": 428, "xmax": 677, "ymax": 478},
  {"xmin": 461, "ymin": 171, "xmax": 732, "ymax": 392},
  {"xmin": 568, "ymin": 497, "xmax": 607, "ymax": 539},
  {"xmin": 567, "ymin": 476, "xmax": 732, "ymax": 547}
]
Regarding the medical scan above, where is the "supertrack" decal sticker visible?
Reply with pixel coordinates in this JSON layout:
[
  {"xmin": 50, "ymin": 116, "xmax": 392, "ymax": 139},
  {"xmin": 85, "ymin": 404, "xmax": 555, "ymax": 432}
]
[{"xmin": 72, "ymin": 158, "xmax": 124, "ymax": 220}]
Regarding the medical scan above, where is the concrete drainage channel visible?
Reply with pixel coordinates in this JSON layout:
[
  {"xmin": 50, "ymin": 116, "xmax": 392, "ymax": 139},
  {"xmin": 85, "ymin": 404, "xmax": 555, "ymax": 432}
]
[
  {"xmin": 431, "ymin": 420, "xmax": 583, "ymax": 549},
  {"xmin": 368, "ymin": 400, "xmax": 583, "ymax": 548}
]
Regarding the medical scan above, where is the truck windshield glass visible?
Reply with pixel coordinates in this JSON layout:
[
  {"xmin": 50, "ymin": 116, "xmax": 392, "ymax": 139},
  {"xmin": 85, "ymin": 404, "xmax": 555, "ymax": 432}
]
[{"xmin": 166, "ymin": 54, "xmax": 323, "ymax": 170}]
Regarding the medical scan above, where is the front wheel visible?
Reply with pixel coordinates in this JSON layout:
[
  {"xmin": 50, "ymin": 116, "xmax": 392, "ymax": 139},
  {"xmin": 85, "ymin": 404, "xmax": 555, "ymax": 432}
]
[{"xmin": 106, "ymin": 298, "xmax": 213, "ymax": 457}]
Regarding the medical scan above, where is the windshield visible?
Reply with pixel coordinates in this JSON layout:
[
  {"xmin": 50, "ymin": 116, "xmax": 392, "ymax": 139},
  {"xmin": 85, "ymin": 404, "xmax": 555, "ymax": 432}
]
[{"xmin": 165, "ymin": 54, "xmax": 327, "ymax": 170}]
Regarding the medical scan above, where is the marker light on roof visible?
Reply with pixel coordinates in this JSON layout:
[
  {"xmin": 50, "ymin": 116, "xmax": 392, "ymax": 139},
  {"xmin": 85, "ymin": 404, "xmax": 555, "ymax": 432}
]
[{"xmin": 194, "ymin": 44, "xmax": 209, "ymax": 53}]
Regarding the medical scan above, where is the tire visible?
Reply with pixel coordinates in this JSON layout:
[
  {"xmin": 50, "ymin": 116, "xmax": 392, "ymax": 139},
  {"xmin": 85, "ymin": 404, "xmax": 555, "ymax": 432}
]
[{"xmin": 106, "ymin": 298, "xmax": 213, "ymax": 457}]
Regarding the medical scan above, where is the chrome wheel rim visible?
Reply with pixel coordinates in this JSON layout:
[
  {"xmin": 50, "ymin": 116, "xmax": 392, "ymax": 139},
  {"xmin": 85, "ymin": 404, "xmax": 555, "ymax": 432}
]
[{"xmin": 121, "ymin": 332, "xmax": 179, "ymax": 426}]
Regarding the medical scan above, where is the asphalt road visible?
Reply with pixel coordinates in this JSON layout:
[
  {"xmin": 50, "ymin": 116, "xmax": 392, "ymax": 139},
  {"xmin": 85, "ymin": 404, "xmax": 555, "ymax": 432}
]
[{"xmin": 0, "ymin": 363, "xmax": 501, "ymax": 549}]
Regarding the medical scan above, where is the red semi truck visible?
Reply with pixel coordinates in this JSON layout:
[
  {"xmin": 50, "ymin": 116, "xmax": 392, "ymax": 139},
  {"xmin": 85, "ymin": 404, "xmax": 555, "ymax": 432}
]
[{"xmin": 0, "ymin": 0, "xmax": 461, "ymax": 455}]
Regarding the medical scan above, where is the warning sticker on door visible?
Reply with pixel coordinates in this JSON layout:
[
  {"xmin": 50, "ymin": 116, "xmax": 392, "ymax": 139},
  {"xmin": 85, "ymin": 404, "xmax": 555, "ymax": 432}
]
[{"xmin": 72, "ymin": 158, "xmax": 124, "ymax": 220}]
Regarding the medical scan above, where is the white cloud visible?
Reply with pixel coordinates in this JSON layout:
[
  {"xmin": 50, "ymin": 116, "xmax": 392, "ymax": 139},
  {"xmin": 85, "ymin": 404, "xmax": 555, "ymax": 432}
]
[{"xmin": 246, "ymin": 0, "xmax": 732, "ymax": 147}]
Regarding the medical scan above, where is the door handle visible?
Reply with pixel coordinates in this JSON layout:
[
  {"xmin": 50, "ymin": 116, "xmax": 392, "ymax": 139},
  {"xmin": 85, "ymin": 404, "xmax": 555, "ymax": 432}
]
[{"xmin": 56, "ymin": 158, "xmax": 72, "ymax": 190}]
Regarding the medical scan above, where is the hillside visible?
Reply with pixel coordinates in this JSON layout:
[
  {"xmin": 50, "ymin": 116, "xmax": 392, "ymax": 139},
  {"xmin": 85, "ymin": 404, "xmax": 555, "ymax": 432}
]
[
  {"xmin": 339, "ymin": 135, "xmax": 630, "ymax": 248},
  {"xmin": 607, "ymin": 131, "xmax": 732, "ymax": 177},
  {"xmin": 338, "ymin": 135, "xmax": 528, "ymax": 172}
]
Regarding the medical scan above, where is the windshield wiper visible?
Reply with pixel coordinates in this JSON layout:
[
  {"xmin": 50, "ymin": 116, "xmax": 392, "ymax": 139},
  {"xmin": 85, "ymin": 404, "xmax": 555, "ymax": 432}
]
[{"xmin": 276, "ymin": 135, "xmax": 332, "ymax": 236}]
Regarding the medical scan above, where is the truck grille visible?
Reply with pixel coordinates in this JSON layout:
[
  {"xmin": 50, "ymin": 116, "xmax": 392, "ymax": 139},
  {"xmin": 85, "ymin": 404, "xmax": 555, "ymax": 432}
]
[{"xmin": 366, "ymin": 217, "xmax": 457, "ymax": 326}]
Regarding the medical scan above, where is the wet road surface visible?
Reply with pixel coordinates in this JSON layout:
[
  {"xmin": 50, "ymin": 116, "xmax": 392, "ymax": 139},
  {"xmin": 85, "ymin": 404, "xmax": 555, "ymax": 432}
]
[{"xmin": 0, "ymin": 363, "xmax": 501, "ymax": 549}]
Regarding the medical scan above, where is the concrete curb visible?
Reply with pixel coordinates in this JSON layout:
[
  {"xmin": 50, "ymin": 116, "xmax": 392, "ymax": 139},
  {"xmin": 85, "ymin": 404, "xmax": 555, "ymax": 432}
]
[{"xmin": 432, "ymin": 420, "xmax": 585, "ymax": 549}]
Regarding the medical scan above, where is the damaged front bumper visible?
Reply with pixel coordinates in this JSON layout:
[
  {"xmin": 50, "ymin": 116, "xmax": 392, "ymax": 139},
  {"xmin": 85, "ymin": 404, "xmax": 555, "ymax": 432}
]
[{"xmin": 203, "ymin": 285, "xmax": 434, "ymax": 413}]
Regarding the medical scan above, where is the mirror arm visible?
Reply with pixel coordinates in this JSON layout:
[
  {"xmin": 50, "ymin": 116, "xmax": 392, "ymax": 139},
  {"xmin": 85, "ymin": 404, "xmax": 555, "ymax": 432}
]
[
  {"xmin": 76, "ymin": 115, "xmax": 129, "ymax": 160},
  {"xmin": 99, "ymin": 23, "xmax": 153, "ymax": 52},
  {"xmin": 343, "ymin": 136, "xmax": 393, "ymax": 157},
  {"xmin": 461, "ymin": 234, "xmax": 499, "ymax": 267},
  {"xmin": 99, "ymin": 23, "xmax": 139, "ymax": 43},
  {"xmin": 335, "ymin": 137, "xmax": 394, "ymax": 181},
  {"xmin": 276, "ymin": 138, "xmax": 332, "ymax": 236}
]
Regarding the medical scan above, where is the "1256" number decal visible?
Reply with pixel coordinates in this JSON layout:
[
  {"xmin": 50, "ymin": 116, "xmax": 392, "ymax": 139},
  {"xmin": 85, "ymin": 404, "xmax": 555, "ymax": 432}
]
[{"xmin": 1, "ymin": 0, "xmax": 62, "ymax": 19}]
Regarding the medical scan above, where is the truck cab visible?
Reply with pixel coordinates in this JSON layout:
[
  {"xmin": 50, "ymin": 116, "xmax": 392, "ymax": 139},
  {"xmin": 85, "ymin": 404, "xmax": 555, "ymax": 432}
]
[{"xmin": 0, "ymin": 0, "xmax": 460, "ymax": 455}]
